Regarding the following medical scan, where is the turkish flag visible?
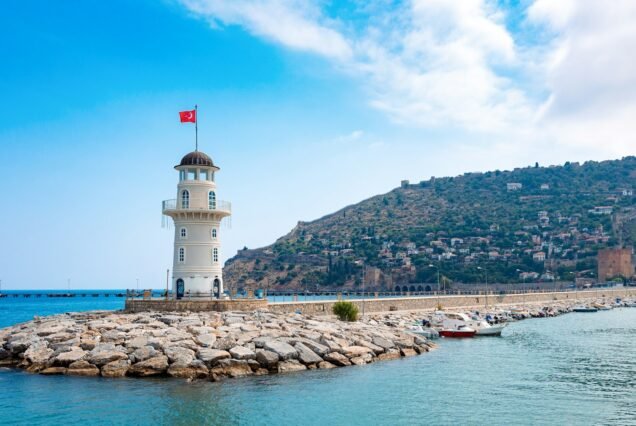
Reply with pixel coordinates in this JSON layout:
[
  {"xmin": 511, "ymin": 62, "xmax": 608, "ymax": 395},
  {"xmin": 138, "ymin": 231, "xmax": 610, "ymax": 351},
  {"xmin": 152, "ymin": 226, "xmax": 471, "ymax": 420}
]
[{"xmin": 179, "ymin": 110, "xmax": 196, "ymax": 123}]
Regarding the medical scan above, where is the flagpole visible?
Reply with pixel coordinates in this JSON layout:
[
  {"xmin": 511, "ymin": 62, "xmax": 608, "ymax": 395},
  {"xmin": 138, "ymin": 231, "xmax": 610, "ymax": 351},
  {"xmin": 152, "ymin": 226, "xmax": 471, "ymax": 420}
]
[{"xmin": 195, "ymin": 104, "xmax": 198, "ymax": 151}]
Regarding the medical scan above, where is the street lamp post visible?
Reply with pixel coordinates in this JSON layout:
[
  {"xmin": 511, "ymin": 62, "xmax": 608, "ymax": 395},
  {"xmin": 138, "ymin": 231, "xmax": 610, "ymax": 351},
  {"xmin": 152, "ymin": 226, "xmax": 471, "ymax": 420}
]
[
  {"xmin": 478, "ymin": 267, "xmax": 488, "ymax": 309},
  {"xmin": 428, "ymin": 264, "xmax": 441, "ymax": 292}
]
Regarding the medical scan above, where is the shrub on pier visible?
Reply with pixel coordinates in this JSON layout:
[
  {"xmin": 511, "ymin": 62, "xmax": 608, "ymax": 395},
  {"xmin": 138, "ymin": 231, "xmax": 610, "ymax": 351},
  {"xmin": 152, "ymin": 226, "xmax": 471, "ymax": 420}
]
[{"xmin": 333, "ymin": 301, "xmax": 359, "ymax": 322}]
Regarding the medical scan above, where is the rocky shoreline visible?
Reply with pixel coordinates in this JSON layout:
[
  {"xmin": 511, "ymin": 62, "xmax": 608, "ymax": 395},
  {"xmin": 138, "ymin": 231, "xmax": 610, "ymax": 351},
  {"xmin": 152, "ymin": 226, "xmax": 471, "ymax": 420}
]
[
  {"xmin": 0, "ymin": 297, "xmax": 620, "ymax": 381},
  {"xmin": 0, "ymin": 310, "xmax": 436, "ymax": 381}
]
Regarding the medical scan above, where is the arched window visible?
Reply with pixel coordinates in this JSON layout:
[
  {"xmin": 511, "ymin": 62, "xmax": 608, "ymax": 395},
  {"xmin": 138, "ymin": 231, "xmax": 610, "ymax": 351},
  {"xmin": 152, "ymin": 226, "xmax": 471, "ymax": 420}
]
[
  {"xmin": 208, "ymin": 191, "xmax": 216, "ymax": 209},
  {"xmin": 181, "ymin": 190, "xmax": 190, "ymax": 208},
  {"xmin": 211, "ymin": 228, "xmax": 217, "ymax": 239},
  {"xmin": 178, "ymin": 247, "xmax": 185, "ymax": 263},
  {"xmin": 213, "ymin": 247, "xmax": 219, "ymax": 263},
  {"xmin": 180, "ymin": 227, "xmax": 187, "ymax": 239}
]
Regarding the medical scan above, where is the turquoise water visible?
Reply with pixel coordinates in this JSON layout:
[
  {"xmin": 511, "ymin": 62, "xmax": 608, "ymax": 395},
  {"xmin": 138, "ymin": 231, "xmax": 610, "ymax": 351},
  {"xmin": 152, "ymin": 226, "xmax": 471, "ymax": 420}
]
[{"xmin": 1, "ymin": 299, "xmax": 635, "ymax": 425}]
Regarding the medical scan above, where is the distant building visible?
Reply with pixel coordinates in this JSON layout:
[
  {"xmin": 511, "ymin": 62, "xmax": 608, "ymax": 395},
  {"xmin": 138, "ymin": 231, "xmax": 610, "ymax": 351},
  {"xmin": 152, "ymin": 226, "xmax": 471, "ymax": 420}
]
[
  {"xmin": 589, "ymin": 206, "xmax": 613, "ymax": 215},
  {"xmin": 540, "ymin": 184, "xmax": 550, "ymax": 190},
  {"xmin": 533, "ymin": 251, "xmax": 546, "ymax": 262},
  {"xmin": 598, "ymin": 248, "xmax": 634, "ymax": 281},
  {"xmin": 621, "ymin": 189, "xmax": 633, "ymax": 196},
  {"xmin": 401, "ymin": 180, "xmax": 410, "ymax": 188},
  {"xmin": 507, "ymin": 182, "xmax": 523, "ymax": 191}
]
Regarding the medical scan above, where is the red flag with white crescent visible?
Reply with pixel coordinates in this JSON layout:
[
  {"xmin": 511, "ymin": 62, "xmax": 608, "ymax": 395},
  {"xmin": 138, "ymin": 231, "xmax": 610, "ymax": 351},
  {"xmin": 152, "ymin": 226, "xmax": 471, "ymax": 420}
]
[{"xmin": 179, "ymin": 110, "xmax": 196, "ymax": 123}]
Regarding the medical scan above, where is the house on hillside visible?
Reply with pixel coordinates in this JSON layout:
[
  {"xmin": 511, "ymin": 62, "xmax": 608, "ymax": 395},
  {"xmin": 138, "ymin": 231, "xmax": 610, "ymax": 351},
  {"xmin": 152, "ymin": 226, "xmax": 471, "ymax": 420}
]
[
  {"xmin": 540, "ymin": 183, "xmax": 550, "ymax": 190},
  {"xmin": 507, "ymin": 182, "xmax": 523, "ymax": 191},
  {"xmin": 589, "ymin": 206, "xmax": 613, "ymax": 215},
  {"xmin": 533, "ymin": 251, "xmax": 546, "ymax": 262}
]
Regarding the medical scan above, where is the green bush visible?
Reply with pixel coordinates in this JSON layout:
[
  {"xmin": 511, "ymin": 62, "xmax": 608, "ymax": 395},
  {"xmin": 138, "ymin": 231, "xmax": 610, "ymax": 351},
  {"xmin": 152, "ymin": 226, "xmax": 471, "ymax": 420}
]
[{"xmin": 332, "ymin": 301, "xmax": 359, "ymax": 321}]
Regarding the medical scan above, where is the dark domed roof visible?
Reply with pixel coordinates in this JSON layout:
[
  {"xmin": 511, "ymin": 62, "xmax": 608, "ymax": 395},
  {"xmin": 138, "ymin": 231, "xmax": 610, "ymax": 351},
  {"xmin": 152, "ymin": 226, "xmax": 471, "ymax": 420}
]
[{"xmin": 177, "ymin": 151, "xmax": 215, "ymax": 168}]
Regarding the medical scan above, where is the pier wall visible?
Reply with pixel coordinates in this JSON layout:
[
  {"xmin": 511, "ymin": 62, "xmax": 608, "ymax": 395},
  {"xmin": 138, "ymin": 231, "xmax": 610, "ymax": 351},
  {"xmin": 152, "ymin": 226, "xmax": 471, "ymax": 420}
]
[
  {"xmin": 125, "ymin": 298, "xmax": 267, "ymax": 313},
  {"xmin": 124, "ymin": 288, "xmax": 636, "ymax": 314},
  {"xmin": 267, "ymin": 288, "xmax": 636, "ymax": 315}
]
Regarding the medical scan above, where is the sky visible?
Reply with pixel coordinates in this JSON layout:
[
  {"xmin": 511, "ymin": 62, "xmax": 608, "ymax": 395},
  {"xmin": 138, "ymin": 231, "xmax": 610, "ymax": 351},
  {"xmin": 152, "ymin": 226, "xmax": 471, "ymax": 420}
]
[{"xmin": 1, "ymin": 0, "xmax": 635, "ymax": 289}]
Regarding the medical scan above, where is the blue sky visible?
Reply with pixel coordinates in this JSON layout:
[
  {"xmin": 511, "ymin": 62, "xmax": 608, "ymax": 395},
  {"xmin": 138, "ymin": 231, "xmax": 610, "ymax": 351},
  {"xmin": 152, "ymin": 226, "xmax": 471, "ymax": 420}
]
[{"xmin": 1, "ymin": 0, "xmax": 634, "ymax": 289}]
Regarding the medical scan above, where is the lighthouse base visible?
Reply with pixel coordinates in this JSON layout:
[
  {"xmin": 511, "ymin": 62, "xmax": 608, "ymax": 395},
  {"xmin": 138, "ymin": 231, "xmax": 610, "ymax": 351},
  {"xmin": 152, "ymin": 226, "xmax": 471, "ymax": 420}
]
[{"xmin": 125, "ymin": 298, "xmax": 267, "ymax": 313}]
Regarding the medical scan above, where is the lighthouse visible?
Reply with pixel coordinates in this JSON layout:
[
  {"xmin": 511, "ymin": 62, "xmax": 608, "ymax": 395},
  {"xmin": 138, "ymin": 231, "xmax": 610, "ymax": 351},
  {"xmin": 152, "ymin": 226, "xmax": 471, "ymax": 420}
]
[{"xmin": 162, "ymin": 151, "xmax": 231, "ymax": 299}]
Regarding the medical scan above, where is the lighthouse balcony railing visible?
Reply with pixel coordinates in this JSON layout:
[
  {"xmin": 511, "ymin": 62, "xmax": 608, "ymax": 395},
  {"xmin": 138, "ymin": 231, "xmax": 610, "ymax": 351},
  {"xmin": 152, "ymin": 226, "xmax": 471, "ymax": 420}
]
[{"xmin": 162, "ymin": 198, "xmax": 231, "ymax": 214}]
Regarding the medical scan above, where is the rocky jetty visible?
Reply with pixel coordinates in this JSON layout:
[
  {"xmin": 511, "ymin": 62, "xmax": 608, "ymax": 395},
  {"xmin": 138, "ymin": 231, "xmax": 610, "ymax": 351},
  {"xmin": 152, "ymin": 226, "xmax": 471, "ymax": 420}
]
[{"xmin": 0, "ymin": 310, "xmax": 436, "ymax": 381}]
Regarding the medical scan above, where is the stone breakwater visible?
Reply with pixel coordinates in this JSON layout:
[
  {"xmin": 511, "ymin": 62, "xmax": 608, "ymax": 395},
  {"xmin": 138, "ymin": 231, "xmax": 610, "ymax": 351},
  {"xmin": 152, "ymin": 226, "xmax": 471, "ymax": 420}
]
[{"xmin": 0, "ymin": 311, "xmax": 436, "ymax": 381}]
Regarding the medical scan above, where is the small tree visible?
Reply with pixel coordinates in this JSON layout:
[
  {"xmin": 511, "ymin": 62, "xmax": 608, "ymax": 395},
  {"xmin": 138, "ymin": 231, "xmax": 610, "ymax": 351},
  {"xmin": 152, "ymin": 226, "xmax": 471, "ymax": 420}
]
[{"xmin": 332, "ymin": 301, "xmax": 359, "ymax": 321}]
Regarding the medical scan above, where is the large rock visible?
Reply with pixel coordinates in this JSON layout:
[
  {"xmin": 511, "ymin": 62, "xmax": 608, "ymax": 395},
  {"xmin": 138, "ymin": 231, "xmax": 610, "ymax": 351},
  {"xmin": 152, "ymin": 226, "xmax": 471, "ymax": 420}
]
[
  {"xmin": 317, "ymin": 361, "xmax": 337, "ymax": 369},
  {"xmin": 213, "ymin": 336, "xmax": 236, "ymax": 351},
  {"xmin": 129, "ymin": 355, "xmax": 169, "ymax": 376},
  {"xmin": 400, "ymin": 348, "xmax": 417, "ymax": 357},
  {"xmin": 167, "ymin": 360, "xmax": 209, "ymax": 379},
  {"xmin": 372, "ymin": 336, "xmax": 395, "ymax": 350},
  {"xmin": 210, "ymin": 359, "xmax": 252, "ymax": 380},
  {"xmin": 350, "ymin": 353, "xmax": 373, "ymax": 366},
  {"xmin": 130, "ymin": 346, "xmax": 158, "ymax": 363},
  {"xmin": 342, "ymin": 346, "xmax": 373, "ymax": 358},
  {"xmin": 294, "ymin": 343, "xmax": 323, "ymax": 365},
  {"xmin": 54, "ymin": 347, "xmax": 87, "ymax": 366},
  {"xmin": 101, "ymin": 359, "xmax": 131, "ymax": 377},
  {"xmin": 377, "ymin": 350, "xmax": 401, "ymax": 361},
  {"xmin": 354, "ymin": 339, "xmax": 384, "ymax": 355},
  {"xmin": 125, "ymin": 336, "xmax": 149, "ymax": 349},
  {"xmin": 277, "ymin": 360, "xmax": 307, "ymax": 374},
  {"xmin": 194, "ymin": 334, "xmax": 216, "ymax": 348},
  {"xmin": 229, "ymin": 346, "xmax": 256, "ymax": 360},
  {"xmin": 163, "ymin": 346, "xmax": 195, "ymax": 364},
  {"xmin": 197, "ymin": 348, "xmax": 230, "ymax": 367},
  {"xmin": 67, "ymin": 360, "xmax": 100, "ymax": 376},
  {"xmin": 263, "ymin": 341, "xmax": 297, "ymax": 360},
  {"xmin": 24, "ymin": 343, "xmax": 53, "ymax": 365},
  {"xmin": 300, "ymin": 340, "xmax": 330, "ymax": 356},
  {"xmin": 88, "ymin": 344, "xmax": 128, "ymax": 366},
  {"xmin": 40, "ymin": 366, "xmax": 67, "ymax": 375},
  {"xmin": 255, "ymin": 350, "xmax": 279, "ymax": 368},
  {"xmin": 324, "ymin": 352, "xmax": 351, "ymax": 367}
]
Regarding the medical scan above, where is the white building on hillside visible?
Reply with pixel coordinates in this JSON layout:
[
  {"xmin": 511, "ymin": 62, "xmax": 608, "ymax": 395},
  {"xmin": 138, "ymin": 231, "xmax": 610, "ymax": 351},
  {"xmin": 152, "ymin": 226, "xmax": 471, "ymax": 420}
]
[{"xmin": 162, "ymin": 151, "xmax": 231, "ymax": 299}]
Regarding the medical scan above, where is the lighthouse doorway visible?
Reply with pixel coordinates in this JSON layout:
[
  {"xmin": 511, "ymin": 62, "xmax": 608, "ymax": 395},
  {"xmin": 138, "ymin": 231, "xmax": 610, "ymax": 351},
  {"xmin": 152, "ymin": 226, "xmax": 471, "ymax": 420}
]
[
  {"xmin": 213, "ymin": 278, "xmax": 221, "ymax": 299},
  {"xmin": 176, "ymin": 279, "xmax": 185, "ymax": 299}
]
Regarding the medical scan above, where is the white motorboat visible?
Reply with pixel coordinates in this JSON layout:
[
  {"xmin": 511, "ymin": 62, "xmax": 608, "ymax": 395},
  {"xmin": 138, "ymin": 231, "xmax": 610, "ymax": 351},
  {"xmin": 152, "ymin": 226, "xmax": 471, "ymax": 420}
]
[
  {"xmin": 432, "ymin": 311, "xmax": 507, "ymax": 336},
  {"xmin": 406, "ymin": 324, "xmax": 440, "ymax": 339}
]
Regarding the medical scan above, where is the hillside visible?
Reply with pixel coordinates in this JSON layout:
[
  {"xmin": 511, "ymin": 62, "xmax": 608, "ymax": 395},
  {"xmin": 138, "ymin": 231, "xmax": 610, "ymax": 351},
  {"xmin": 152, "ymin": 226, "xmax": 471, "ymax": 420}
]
[{"xmin": 224, "ymin": 157, "xmax": 636, "ymax": 292}]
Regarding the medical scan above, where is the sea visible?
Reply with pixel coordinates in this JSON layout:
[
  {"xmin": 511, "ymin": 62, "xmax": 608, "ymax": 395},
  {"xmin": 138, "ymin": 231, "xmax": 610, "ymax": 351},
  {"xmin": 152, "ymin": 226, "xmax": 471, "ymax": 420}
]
[{"xmin": 1, "ymin": 291, "xmax": 635, "ymax": 425}]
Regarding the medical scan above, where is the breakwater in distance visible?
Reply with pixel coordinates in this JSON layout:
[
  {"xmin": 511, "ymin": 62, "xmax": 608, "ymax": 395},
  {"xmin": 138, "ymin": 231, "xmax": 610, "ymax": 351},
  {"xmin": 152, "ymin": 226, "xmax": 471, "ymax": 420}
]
[{"xmin": 125, "ymin": 288, "xmax": 636, "ymax": 314}]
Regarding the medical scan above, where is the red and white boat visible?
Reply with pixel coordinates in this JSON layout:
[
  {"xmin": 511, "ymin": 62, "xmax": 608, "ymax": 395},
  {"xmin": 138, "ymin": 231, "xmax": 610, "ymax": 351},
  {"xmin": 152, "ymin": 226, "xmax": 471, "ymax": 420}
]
[{"xmin": 438, "ymin": 325, "xmax": 476, "ymax": 338}]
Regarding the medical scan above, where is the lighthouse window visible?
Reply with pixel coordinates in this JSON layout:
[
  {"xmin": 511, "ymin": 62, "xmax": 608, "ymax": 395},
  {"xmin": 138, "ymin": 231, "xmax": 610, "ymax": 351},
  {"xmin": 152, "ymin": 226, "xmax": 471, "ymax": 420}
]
[
  {"xmin": 179, "ymin": 170, "xmax": 185, "ymax": 181},
  {"xmin": 200, "ymin": 170, "xmax": 208, "ymax": 181},
  {"xmin": 181, "ymin": 190, "xmax": 190, "ymax": 208},
  {"xmin": 211, "ymin": 228, "xmax": 217, "ymax": 239},
  {"xmin": 213, "ymin": 248, "xmax": 219, "ymax": 263},
  {"xmin": 178, "ymin": 247, "xmax": 185, "ymax": 263},
  {"xmin": 208, "ymin": 191, "xmax": 216, "ymax": 209},
  {"xmin": 180, "ymin": 227, "xmax": 187, "ymax": 239},
  {"xmin": 187, "ymin": 169, "xmax": 196, "ymax": 180}
]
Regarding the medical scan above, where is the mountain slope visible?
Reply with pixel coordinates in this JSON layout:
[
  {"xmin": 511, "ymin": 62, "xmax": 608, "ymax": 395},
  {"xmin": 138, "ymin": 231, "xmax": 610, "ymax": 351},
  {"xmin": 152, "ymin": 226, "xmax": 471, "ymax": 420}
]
[{"xmin": 224, "ymin": 157, "xmax": 636, "ymax": 291}]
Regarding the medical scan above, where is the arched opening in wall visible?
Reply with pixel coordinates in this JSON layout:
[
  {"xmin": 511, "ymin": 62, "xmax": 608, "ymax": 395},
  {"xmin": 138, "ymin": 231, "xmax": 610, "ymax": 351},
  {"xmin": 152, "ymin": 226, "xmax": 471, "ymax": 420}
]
[
  {"xmin": 181, "ymin": 190, "xmax": 190, "ymax": 208},
  {"xmin": 409, "ymin": 285, "xmax": 416, "ymax": 292},
  {"xmin": 402, "ymin": 285, "xmax": 408, "ymax": 292},
  {"xmin": 176, "ymin": 279, "xmax": 185, "ymax": 300},
  {"xmin": 213, "ymin": 278, "xmax": 220, "ymax": 299},
  {"xmin": 425, "ymin": 285, "xmax": 432, "ymax": 292},
  {"xmin": 417, "ymin": 285, "xmax": 424, "ymax": 291},
  {"xmin": 394, "ymin": 285, "xmax": 401, "ymax": 292}
]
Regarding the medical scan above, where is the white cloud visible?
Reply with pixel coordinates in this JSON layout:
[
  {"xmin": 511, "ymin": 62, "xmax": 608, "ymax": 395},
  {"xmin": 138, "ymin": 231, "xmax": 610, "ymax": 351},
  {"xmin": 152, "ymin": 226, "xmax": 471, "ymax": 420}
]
[
  {"xmin": 179, "ymin": 0, "xmax": 636, "ymax": 157},
  {"xmin": 529, "ymin": 0, "xmax": 636, "ymax": 154},
  {"xmin": 181, "ymin": 0, "xmax": 352, "ymax": 60}
]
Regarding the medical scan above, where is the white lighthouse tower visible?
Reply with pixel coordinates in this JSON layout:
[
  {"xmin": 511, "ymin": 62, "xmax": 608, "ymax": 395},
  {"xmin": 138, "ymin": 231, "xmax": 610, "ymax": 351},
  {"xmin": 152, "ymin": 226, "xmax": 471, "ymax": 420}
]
[{"xmin": 162, "ymin": 151, "xmax": 231, "ymax": 299}]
